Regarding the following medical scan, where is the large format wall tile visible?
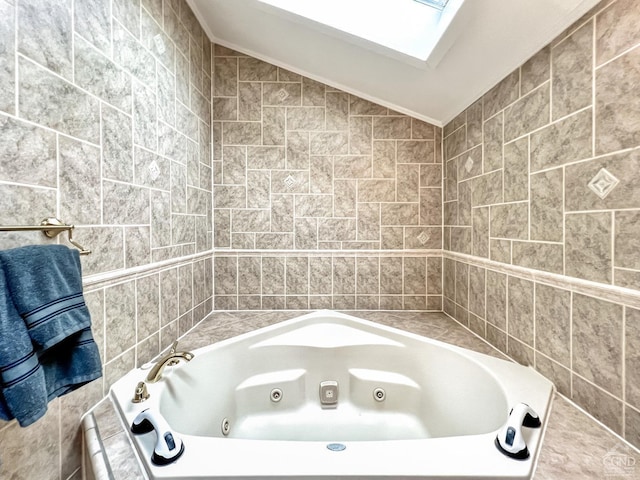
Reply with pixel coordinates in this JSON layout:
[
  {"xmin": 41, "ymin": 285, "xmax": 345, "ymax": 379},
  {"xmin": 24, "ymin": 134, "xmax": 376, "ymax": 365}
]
[
  {"xmin": 0, "ymin": 0, "xmax": 15, "ymax": 114},
  {"xmin": 213, "ymin": 48, "xmax": 442, "ymax": 251}
]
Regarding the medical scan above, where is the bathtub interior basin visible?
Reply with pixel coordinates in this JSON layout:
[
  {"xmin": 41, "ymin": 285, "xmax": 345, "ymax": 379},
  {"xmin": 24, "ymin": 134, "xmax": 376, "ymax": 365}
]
[{"xmin": 110, "ymin": 311, "xmax": 555, "ymax": 479}]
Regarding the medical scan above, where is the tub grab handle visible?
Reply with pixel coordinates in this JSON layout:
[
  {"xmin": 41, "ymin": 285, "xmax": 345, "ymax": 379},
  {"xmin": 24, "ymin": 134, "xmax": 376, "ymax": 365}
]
[
  {"xmin": 494, "ymin": 403, "xmax": 541, "ymax": 460},
  {"xmin": 131, "ymin": 408, "xmax": 185, "ymax": 466}
]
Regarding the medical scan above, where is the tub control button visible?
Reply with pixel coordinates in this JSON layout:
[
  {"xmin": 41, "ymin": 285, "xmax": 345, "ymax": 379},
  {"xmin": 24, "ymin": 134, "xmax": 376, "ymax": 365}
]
[{"xmin": 320, "ymin": 381, "xmax": 338, "ymax": 407}]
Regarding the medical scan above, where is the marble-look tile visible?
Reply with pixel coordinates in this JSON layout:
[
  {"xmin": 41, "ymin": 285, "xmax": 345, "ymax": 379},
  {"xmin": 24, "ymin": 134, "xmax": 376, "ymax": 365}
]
[
  {"xmin": 482, "ymin": 112, "xmax": 503, "ymax": 172},
  {"xmin": 443, "ymin": 126, "xmax": 465, "ymax": 162},
  {"xmin": 135, "ymin": 147, "xmax": 170, "ymax": 191},
  {"xmin": 113, "ymin": 20, "xmax": 155, "ymax": 86},
  {"xmin": 468, "ymin": 265, "xmax": 485, "ymax": 318},
  {"xmin": 74, "ymin": 0, "xmax": 110, "ymax": 54},
  {"xmin": 512, "ymin": 241, "xmax": 564, "ymax": 274},
  {"xmin": 213, "ymin": 97, "xmax": 237, "ymax": 122},
  {"xmin": 59, "ymin": 136, "xmax": 101, "ymax": 225},
  {"xmin": 535, "ymin": 283, "xmax": 571, "ymax": 366},
  {"xmin": 135, "ymin": 274, "xmax": 159, "ymax": 339},
  {"xmin": 0, "ymin": 0, "xmax": 15, "ymax": 114},
  {"xmin": 178, "ymin": 264, "xmax": 193, "ymax": 315},
  {"xmin": 237, "ymin": 82, "xmax": 261, "ymax": 122},
  {"xmin": 624, "ymin": 406, "xmax": 640, "ymax": 450},
  {"xmin": 503, "ymin": 137, "xmax": 528, "ymax": 202},
  {"xmin": 103, "ymin": 181, "xmax": 150, "ymax": 225},
  {"xmin": 472, "ymin": 206, "xmax": 489, "ymax": 258},
  {"xmin": 490, "ymin": 239, "xmax": 511, "ymax": 264},
  {"xmin": 75, "ymin": 226, "xmax": 125, "ymax": 275},
  {"xmin": 457, "ymin": 181, "xmax": 470, "ymax": 226},
  {"xmin": 486, "ymin": 270, "xmax": 507, "ymax": 330},
  {"xmin": 349, "ymin": 116, "xmax": 372, "ymax": 155},
  {"xmin": 19, "ymin": 57, "xmax": 99, "ymax": 143},
  {"xmin": 133, "ymin": 81, "xmax": 157, "ymax": 150},
  {"xmin": 326, "ymin": 92, "xmax": 349, "ymax": 131},
  {"xmin": 552, "ymin": 21, "xmax": 593, "ymax": 119},
  {"xmin": 0, "ymin": 114, "xmax": 56, "ymax": 187},
  {"xmin": 490, "ymin": 202, "xmax": 528, "ymax": 240},
  {"xmin": 625, "ymin": 307, "xmax": 640, "ymax": 409},
  {"xmin": 573, "ymin": 293, "xmax": 623, "ymax": 396},
  {"xmin": 334, "ymin": 155, "xmax": 371, "ymax": 179},
  {"xmin": 521, "ymin": 45, "xmax": 550, "ymax": 95},
  {"xmin": 507, "ymin": 336, "xmax": 534, "ymax": 366},
  {"xmin": 357, "ymin": 203, "xmax": 380, "ymax": 241},
  {"xmin": 614, "ymin": 210, "xmax": 640, "ymax": 271},
  {"xmin": 565, "ymin": 149, "xmax": 640, "ymax": 212},
  {"xmin": 350, "ymin": 96, "xmax": 387, "ymax": 115},
  {"xmin": 175, "ymin": 50, "xmax": 190, "ymax": 105},
  {"xmin": 333, "ymin": 256, "xmax": 356, "ymax": 294},
  {"xmin": 595, "ymin": 45, "xmax": 640, "ymax": 155},
  {"xmin": 596, "ymin": 0, "xmax": 640, "ymax": 66},
  {"xmin": 483, "ymin": 70, "xmax": 519, "ymax": 120},
  {"xmin": 0, "ymin": 399, "xmax": 60, "ymax": 479},
  {"xmin": 18, "ymin": 0, "xmax": 72, "ymax": 79},
  {"xmin": 309, "ymin": 256, "xmax": 332, "ymax": 294},
  {"xmin": 171, "ymin": 214, "xmax": 195, "ymax": 244},
  {"xmin": 373, "ymin": 116, "xmax": 411, "ymax": 139},
  {"xmin": 398, "ymin": 140, "xmax": 435, "ymax": 164},
  {"xmin": 141, "ymin": 8, "xmax": 173, "ymax": 71},
  {"xmin": 310, "ymin": 131, "xmax": 349, "ymax": 155},
  {"xmin": 565, "ymin": 212, "xmax": 612, "ymax": 283},
  {"xmin": 214, "ymin": 256, "xmax": 237, "ymax": 295},
  {"xmin": 0, "ymin": 183, "xmax": 57, "ymax": 227},
  {"xmin": 381, "ymin": 203, "xmax": 419, "ymax": 226},
  {"xmin": 530, "ymin": 168, "xmax": 563, "ymax": 242},
  {"xmin": 125, "ymin": 225, "xmax": 151, "ymax": 267},
  {"xmin": 262, "ymin": 107, "xmax": 286, "ymax": 145},
  {"xmin": 504, "ymin": 82, "xmax": 550, "ymax": 142},
  {"xmin": 354, "ymin": 257, "xmax": 378, "ymax": 295},
  {"xmin": 278, "ymin": 67, "xmax": 301, "ymax": 82},
  {"xmin": 535, "ymin": 354, "xmax": 571, "ymax": 397},
  {"xmin": 223, "ymin": 122, "xmax": 262, "ymax": 145},
  {"xmin": 412, "ymin": 119, "xmax": 436, "ymax": 140},
  {"xmin": 261, "ymin": 257, "xmax": 285, "ymax": 295},
  {"xmin": 287, "ymin": 107, "xmax": 324, "ymax": 133},
  {"xmin": 295, "ymin": 194, "xmax": 332, "ymax": 218},
  {"xmin": 531, "ymin": 108, "xmax": 592, "ymax": 171},
  {"xmin": 572, "ymin": 375, "xmax": 622, "ymax": 435},
  {"xmin": 302, "ymin": 78, "xmax": 326, "ymax": 106},
  {"xmin": 380, "ymin": 257, "xmax": 403, "ymax": 295},
  {"xmin": 213, "ymin": 57, "xmax": 237, "ymax": 96},
  {"xmin": 104, "ymin": 282, "xmax": 136, "ymax": 362},
  {"xmin": 239, "ymin": 57, "xmax": 277, "ymax": 81},
  {"xmin": 426, "ymin": 257, "xmax": 442, "ymax": 295},
  {"xmin": 263, "ymin": 82, "xmax": 302, "ymax": 106},
  {"xmin": 470, "ymin": 170, "xmax": 503, "ymax": 207},
  {"xmin": 420, "ymin": 164, "xmax": 441, "ymax": 188},
  {"xmin": 285, "ymin": 256, "xmax": 309, "ymax": 295},
  {"xmin": 358, "ymin": 179, "xmax": 395, "ymax": 203},
  {"xmin": 454, "ymin": 261, "xmax": 469, "ymax": 308},
  {"xmin": 465, "ymin": 100, "xmax": 483, "ymax": 149},
  {"xmin": 113, "ymin": 0, "xmax": 140, "ymax": 39},
  {"xmin": 403, "ymin": 257, "xmax": 426, "ymax": 295},
  {"xmin": 507, "ymin": 276, "xmax": 534, "ymax": 346},
  {"xmin": 397, "ymin": 164, "xmax": 420, "ymax": 203},
  {"xmin": 294, "ymin": 217, "xmax": 318, "ymax": 249},
  {"xmin": 159, "ymin": 268, "xmax": 178, "ymax": 326}
]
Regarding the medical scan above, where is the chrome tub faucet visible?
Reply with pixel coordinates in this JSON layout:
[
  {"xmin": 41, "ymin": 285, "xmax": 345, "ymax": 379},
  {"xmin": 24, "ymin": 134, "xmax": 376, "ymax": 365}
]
[{"xmin": 146, "ymin": 340, "xmax": 194, "ymax": 383}]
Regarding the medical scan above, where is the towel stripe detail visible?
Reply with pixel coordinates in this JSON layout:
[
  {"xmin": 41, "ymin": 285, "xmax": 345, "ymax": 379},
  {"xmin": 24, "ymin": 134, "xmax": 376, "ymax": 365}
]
[
  {"xmin": 76, "ymin": 328, "xmax": 96, "ymax": 346},
  {"xmin": 22, "ymin": 293, "xmax": 86, "ymax": 329},
  {"xmin": 0, "ymin": 351, "xmax": 40, "ymax": 388}
]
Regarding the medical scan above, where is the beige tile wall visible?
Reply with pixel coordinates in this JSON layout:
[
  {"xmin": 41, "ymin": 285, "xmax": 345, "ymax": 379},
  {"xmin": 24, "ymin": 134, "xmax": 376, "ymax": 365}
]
[
  {"xmin": 442, "ymin": 0, "xmax": 640, "ymax": 448},
  {"xmin": 0, "ymin": 0, "xmax": 213, "ymax": 478}
]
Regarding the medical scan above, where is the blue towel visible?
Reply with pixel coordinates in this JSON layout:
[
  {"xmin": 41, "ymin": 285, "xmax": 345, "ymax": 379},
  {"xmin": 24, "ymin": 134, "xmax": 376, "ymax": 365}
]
[
  {"xmin": 0, "ymin": 267, "xmax": 48, "ymax": 426},
  {"xmin": 0, "ymin": 245, "xmax": 102, "ymax": 427}
]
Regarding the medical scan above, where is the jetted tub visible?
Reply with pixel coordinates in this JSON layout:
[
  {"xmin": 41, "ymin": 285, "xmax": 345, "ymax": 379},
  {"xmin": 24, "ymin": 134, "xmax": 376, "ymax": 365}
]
[{"xmin": 110, "ymin": 311, "xmax": 554, "ymax": 479}]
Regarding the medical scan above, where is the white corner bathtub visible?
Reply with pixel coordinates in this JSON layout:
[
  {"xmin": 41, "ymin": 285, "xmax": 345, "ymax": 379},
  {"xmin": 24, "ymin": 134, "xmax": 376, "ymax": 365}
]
[{"xmin": 110, "ymin": 311, "xmax": 554, "ymax": 479}]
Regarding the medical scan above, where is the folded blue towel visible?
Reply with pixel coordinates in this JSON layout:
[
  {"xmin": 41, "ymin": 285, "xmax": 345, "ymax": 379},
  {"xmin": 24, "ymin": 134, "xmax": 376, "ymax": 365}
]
[
  {"xmin": 0, "ymin": 245, "xmax": 102, "ymax": 427},
  {"xmin": 0, "ymin": 267, "xmax": 48, "ymax": 426}
]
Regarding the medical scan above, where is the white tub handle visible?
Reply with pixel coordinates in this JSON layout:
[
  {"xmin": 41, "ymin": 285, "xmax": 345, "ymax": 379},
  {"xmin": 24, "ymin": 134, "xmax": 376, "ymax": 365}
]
[
  {"xmin": 494, "ymin": 403, "xmax": 541, "ymax": 460},
  {"xmin": 131, "ymin": 408, "xmax": 185, "ymax": 465}
]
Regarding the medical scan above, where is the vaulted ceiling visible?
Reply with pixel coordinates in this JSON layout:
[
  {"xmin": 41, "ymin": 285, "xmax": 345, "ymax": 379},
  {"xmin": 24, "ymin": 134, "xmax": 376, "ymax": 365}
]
[{"xmin": 189, "ymin": 0, "xmax": 600, "ymax": 126}]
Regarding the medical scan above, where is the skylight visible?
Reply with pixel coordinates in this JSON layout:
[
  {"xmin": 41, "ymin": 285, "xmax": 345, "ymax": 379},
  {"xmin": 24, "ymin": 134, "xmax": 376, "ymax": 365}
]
[{"xmin": 258, "ymin": 0, "xmax": 461, "ymax": 62}]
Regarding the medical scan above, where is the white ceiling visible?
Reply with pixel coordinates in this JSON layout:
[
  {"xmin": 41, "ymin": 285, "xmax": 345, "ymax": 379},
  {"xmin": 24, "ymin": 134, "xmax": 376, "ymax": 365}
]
[{"xmin": 189, "ymin": 0, "xmax": 600, "ymax": 126}]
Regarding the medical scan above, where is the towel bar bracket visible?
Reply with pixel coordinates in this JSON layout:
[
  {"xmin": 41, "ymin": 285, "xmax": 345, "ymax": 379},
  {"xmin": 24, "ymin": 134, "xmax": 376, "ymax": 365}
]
[{"xmin": 0, "ymin": 217, "xmax": 91, "ymax": 255}]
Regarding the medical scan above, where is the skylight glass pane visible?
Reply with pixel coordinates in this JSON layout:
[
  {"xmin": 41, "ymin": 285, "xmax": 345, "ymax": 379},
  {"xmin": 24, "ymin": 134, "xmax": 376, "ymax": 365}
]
[
  {"xmin": 414, "ymin": 0, "xmax": 450, "ymax": 10},
  {"xmin": 259, "ymin": 0, "xmax": 448, "ymax": 60}
]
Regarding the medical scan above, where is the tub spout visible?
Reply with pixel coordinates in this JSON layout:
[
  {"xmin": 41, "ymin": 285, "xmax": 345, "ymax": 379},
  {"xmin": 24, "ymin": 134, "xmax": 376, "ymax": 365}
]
[
  {"xmin": 495, "ymin": 403, "xmax": 541, "ymax": 460},
  {"xmin": 131, "ymin": 408, "xmax": 184, "ymax": 465},
  {"xmin": 146, "ymin": 341, "xmax": 194, "ymax": 383}
]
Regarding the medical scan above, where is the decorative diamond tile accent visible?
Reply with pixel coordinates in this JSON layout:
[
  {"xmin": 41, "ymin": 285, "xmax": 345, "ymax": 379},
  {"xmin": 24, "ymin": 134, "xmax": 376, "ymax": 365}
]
[
  {"xmin": 284, "ymin": 174, "xmax": 296, "ymax": 190},
  {"xmin": 148, "ymin": 160, "xmax": 160, "ymax": 180},
  {"xmin": 276, "ymin": 88, "xmax": 290, "ymax": 101},
  {"xmin": 588, "ymin": 168, "xmax": 619, "ymax": 199},
  {"xmin": 417, "ymin": 231, "xmax": 430, "ymax": 245},
  {"xmin": 464, "ymin": 156, "xmax": 474, "ymax": 173}
]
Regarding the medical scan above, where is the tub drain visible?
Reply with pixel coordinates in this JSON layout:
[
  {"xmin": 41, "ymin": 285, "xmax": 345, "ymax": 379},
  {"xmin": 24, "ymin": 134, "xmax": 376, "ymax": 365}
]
[
  {"xmin": 221, "ymin": 418, "xmax": 230, "ymax": 436},
  {"xmin": 373, "ymin": 388, "xmax": 386, "ymax": 402}
]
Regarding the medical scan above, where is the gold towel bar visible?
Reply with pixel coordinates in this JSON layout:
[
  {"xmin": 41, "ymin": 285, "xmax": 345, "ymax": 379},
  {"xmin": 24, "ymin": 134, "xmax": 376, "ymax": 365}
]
[{"xmin": 0, "ymin": 217, "xmax": 91, "ymax": 255}]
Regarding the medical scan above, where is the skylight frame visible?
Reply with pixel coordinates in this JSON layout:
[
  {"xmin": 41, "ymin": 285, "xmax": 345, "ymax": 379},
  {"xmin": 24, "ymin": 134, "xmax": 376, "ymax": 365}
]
[{"xmin": 414, "ymin": 0, "xmax": 450, "ymax": 10}]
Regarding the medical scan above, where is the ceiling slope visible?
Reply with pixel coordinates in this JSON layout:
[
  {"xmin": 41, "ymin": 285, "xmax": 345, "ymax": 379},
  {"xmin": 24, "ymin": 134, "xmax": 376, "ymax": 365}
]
[{"xmin": 189, "ymin": 0, "xmax": 600, "ymax": 125}]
